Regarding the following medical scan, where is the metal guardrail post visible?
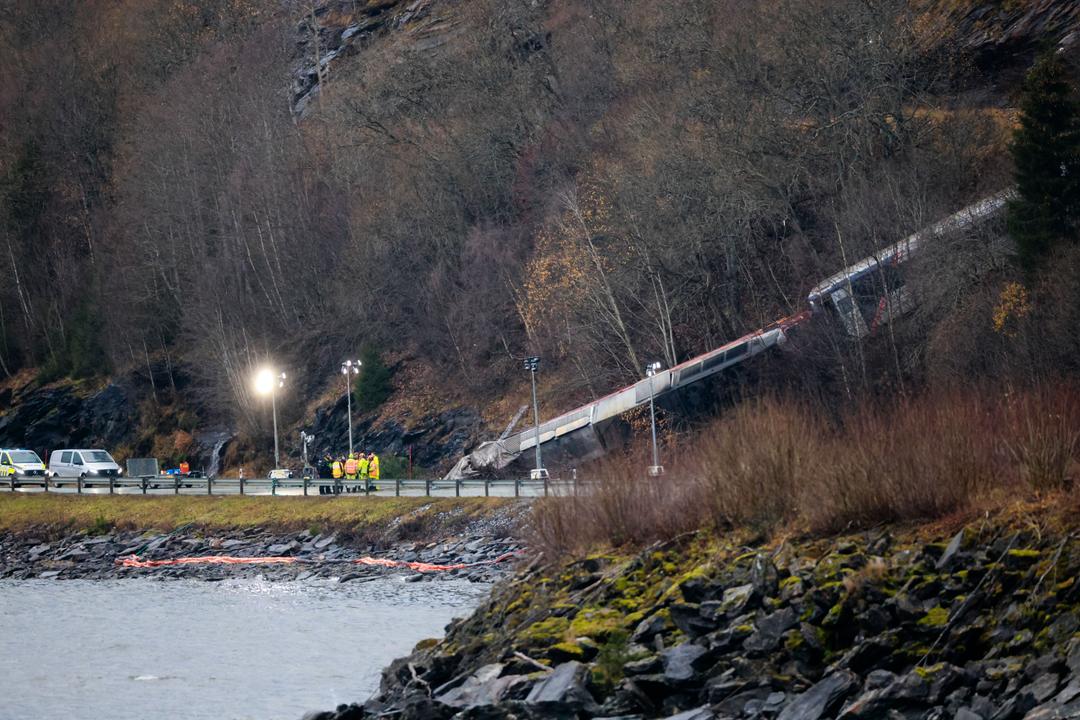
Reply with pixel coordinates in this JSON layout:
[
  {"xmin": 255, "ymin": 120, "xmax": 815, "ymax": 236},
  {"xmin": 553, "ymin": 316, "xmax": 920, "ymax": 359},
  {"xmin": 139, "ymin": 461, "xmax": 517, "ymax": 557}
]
[
  {"xmin": 425, "ymin": 479, "xmax": 431, "ymax": 496},
  {"xmin": 455, "ymin": 479, "xmax": 461, "ymax": 497},
  {"xmin": 174, "ymin": 476, "xmax": 180, "ymax": 495},
  {"xmin": 109, "ymin": 476, "xmax": 115, "ymax": 494},
  {"xmin": 271, "ymin": 478, "xmax": 277, "ymax": 496},
  {"xmin": 544, "ymin": 477, "xmax": 549, "ymax": 497},
  {"xmin": 395, "ymin": 478, "xmax": 400, "ymax": 497},
  {"xmin": 208, "ymin": 476, "xmax": 213, "ymax": 495},
  {"xmin": 9, "ymin": 475, "xmax": 14, "ymax": 491},
  {"xmin": 514, "ymin": 478, "xmax": 519, "ymax": 498},
  {"xmin": 141, "ymin": 477, "xmax": 147, "ymax": 495},
  {"xmin": 44, "ymin": 476, "xmax": 49, "ymax": 493},
  {"xmin": 77, "ymin": 475, "xmax": 82, "ymax": 494},
  {"xmin": 484, "ymin": 479, "xmax": 489, "ymax": 497},
  {"xmin": 303, "ymin": 476, "xmax": 308, "ymax": 496},
  {"xmin": 239, "ymin": 476, "xmax": 245, "ymax": 495}
]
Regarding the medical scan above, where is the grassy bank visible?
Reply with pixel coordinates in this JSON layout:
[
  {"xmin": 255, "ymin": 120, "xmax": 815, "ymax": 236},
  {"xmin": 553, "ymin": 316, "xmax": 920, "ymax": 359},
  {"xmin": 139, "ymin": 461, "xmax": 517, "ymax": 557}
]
[
  {"xmin": 0, "ymin": 494, "xmax": 516, "ymax": 537},
  {"xmin": 532, "ymin": 384, "xmax": 1080, "ymax": 555}
]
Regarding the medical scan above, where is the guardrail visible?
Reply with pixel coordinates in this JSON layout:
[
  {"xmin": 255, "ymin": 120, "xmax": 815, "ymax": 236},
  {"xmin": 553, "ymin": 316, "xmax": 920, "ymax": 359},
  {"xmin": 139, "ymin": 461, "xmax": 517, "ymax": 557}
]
[{"xmin": 0, "ymin": 474, "xmax": 580, "ymax": 498}]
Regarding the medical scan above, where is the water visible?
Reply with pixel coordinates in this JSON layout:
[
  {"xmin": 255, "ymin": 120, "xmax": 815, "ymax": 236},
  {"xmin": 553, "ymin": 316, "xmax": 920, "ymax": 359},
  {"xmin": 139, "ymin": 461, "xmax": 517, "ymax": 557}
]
[{"xmin": 0, "ymin": 577, "xmax": 490, "ymax": 720}]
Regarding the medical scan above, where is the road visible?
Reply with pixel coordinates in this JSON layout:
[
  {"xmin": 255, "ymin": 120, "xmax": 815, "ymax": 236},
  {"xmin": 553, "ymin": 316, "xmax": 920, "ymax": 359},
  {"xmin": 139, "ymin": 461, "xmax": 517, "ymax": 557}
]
[{"xmin": 0, "ymin": 477, "xmax": 578, "ymax": 498}]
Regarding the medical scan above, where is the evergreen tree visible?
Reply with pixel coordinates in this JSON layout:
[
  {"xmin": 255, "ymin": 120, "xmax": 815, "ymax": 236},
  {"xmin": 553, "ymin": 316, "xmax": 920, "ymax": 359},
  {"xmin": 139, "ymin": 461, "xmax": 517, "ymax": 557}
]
[
  {"xmin": 354, "ymin": 345, "xmax": 392, "ymax": 412},
  {"xmin": 1008, "ymin": 53, "xmax": 1080, "ymax": 270}
]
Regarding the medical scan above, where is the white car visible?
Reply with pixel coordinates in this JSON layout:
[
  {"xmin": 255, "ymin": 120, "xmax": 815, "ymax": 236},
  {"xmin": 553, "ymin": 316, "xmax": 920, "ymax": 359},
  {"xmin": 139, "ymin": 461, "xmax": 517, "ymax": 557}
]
[
  {"xmin": 49, "ymin": 449, "xmax": 123, "ymax": 487},
  {"xmin": 0, "ymin": 449, "xmax": 47, "ymax": 486}
]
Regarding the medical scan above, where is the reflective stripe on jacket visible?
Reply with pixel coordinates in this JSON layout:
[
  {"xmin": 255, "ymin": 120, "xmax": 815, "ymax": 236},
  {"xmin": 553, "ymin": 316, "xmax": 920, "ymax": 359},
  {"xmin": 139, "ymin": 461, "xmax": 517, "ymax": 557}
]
[{"xmin": 369, "ymin": 456, "xmax": 380, "ymax": 480}]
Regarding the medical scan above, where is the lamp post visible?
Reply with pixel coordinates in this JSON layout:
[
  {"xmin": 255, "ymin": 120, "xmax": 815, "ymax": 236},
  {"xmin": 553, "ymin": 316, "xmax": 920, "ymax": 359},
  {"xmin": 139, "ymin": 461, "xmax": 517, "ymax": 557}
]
[
  {"xmin": 524, "ymin": 356, "xmax": 545, "ymax": 479},
  {"xmin": 645, "ymin": 361, "xmax": 664, "ymax": 477},
  {"xmin": 340, "ymin": 359, "xmax": 361, "ymax": 455},
  {"xmin": 254, "ymin": 368, "xmax": 286, "ymax": 469}
]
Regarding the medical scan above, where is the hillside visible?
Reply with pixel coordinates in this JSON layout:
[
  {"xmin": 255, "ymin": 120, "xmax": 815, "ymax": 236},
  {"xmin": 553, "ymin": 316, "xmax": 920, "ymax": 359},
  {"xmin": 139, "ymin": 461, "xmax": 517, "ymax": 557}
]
[{"xmin": 1, "ymin": 0, "xmax": 1079, "ymax": 471}]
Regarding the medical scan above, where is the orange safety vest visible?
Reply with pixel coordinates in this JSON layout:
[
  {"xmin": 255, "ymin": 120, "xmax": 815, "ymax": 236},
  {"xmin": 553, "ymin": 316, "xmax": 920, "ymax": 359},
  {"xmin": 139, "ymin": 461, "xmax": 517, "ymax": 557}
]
[
  {"xmin": 332, "ymin": 461, "xmax": 343, "ymax": 479},
  {"xmin": 344, "ymin": 458, "xmax": 358, "ymax": 476},
  {"xmin": 369, "ymin": 455, "xmax": 380, "ymax": 480},
  {"xmin": 179, "ymin": 462, "xmax": 190, "ymax": 475}
]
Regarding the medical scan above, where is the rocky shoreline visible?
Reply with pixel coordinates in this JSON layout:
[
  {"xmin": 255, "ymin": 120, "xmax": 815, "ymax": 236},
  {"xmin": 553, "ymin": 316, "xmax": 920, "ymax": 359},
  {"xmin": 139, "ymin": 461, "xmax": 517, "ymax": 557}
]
[
  {"xmin": 308, "ymin": 512, "xmax": 1080, "ymax": 720},
  {"xmin": 0, "ymin": 527, "xmax": 522, "ymax": 584}
]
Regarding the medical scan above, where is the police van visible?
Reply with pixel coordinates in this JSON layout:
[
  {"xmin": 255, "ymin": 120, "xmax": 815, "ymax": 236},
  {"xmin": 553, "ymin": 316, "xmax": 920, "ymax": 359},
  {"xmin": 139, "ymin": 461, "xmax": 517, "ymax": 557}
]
[{"xmin": 0, "ymin": 449, "xmax": 47, "ymax": 486}]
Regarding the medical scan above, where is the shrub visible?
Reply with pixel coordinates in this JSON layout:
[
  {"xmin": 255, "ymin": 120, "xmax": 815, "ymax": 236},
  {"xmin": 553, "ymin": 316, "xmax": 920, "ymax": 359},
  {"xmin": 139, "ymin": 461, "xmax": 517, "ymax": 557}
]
[
  {"xmin": 529, "ymin": 383, "xmax": 1080, "ymax": 555},
  {"xmin": 1003, "ymin": 386, "xmax": 1080, "ymax": 492}
]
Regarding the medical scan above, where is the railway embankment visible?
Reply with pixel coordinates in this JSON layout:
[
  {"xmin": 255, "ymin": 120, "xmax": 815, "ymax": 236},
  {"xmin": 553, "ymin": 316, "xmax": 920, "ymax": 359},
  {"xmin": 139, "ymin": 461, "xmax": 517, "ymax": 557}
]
[
  {"xmin": 0, "ymin": 495, "xmax": 524, "ymax": 583},
  {"xmin": 312, "ymin": 500, "xmax": 1080, "ymax": 720}
]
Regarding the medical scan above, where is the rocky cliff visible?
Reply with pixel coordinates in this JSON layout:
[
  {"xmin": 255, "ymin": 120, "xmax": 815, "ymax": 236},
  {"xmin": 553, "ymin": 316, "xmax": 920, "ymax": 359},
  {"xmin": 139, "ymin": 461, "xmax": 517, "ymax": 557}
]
[
  {"xmin": 310, "ymin": 504, "xmax": 1080, "ymax": 719},
  {"xmin": 0, "ymin": 368, "xmax": 484, "ymax": 476}
]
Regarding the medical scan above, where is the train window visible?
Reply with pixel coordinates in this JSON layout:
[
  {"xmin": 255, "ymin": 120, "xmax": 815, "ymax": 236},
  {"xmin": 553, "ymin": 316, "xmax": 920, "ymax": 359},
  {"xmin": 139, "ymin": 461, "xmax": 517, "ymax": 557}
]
[
  {"xmin": 702, "ymin": 352, "xmax": 727, "ymax": 372},
  {"xmin": 726, "ymin": 342, "xmax": 748, "ymax": 361},
  {"xmin": 677, "ymin": 362, "xmax": 703, "ymax": 383}
]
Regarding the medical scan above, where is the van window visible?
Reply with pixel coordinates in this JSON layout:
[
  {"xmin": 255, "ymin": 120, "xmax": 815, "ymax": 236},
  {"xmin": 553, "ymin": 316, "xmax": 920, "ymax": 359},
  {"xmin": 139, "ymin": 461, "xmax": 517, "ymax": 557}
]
[
  {"xmin": 61, "ymin": 451, "xmax": 72, "ymax": 464},
  {"xmin": 73, "ymin": 453, "xmax": 84, "ymax": 466},
  {"xmin": 10, "ymin": 451, "xmax": 39, "ymax": 463},
  {"xmin": 1, "ymin": 453, "xmax": 9, "ymax": 465},
  {"xmin": 85, "ymin": 451, "xmax": 114, "ymax": 463}
]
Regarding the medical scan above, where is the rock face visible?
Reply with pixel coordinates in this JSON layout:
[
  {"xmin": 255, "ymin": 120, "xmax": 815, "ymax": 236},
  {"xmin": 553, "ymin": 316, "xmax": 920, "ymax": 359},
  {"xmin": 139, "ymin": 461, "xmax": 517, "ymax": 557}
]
[
  {"xmin": 308, "ymin": 518, "xmax": 1080, "ymax": 720},
  {"xmin": 308, "ymin": 396, "xmax": 484, "ymax": 472},
  {"xmin": 0, "ymin": 379, "xmax": 139, "ymax": 456},
  {"xmin": 0, "ymin": 366, "xmax": 485, "ymax": 475},
  {"xmin": 291, "ymin": 0, "xmax": 460, "ymax": 116}
]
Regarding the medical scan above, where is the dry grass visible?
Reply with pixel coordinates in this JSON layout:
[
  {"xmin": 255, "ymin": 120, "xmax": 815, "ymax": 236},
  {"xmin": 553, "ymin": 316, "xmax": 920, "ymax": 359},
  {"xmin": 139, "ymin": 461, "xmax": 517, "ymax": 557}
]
[
  {"xmin": 530, "ymin": 384, "xmax": 1080, "ymax": 555},
  {"xmin": 0, "ymin": 495, "xmax": 513, "ymax": 538}
]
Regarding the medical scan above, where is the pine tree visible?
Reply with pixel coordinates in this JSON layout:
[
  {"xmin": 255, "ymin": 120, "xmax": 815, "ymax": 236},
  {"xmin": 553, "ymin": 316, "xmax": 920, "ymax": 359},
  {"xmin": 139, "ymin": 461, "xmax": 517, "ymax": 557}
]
[
  {"xmin": 354, "ymin": 345, "xmax": 392, "ymax": 412},
  {"xmin": 1007, "ymin": 53, "xmax": 1080, "ymax": 270}
]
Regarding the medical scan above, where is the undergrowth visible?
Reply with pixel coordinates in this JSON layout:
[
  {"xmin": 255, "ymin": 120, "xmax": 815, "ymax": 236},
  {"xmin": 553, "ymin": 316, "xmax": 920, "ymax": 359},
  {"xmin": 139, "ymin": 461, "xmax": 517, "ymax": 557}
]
[{"xmin": 530, "ymin": 384, "xmax": 1080, "ymax": 555}]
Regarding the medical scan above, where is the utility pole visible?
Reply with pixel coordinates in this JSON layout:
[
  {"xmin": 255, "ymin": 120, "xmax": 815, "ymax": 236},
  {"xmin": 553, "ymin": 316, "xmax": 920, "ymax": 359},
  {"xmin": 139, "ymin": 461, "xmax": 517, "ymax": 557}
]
[
  {"xmin": 524, "ymin": 356, "xmax": 546, "ymax": 479},
  {"xmin": 645, "ymin": 361, "xmax": 664, "ymax": 477}
]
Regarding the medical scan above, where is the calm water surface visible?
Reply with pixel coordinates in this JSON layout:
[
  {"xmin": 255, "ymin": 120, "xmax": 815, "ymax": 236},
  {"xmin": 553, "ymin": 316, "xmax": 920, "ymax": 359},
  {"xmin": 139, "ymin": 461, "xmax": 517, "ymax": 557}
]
[{"xmin": 0, "ymin": 577, "xmax": 490, "ymax": 720}]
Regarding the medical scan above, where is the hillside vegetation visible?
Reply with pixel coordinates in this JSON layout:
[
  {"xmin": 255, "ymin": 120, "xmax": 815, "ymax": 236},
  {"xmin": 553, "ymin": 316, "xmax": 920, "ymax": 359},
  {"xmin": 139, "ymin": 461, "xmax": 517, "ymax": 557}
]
[{"xmin": 1, "ymin": 0, "xmax": 1078, "ymax": 453}]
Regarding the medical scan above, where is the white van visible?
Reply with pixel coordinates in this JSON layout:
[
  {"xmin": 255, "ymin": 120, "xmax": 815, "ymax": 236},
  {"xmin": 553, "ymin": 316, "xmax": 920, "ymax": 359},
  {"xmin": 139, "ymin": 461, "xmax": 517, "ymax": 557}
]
[
  {"xmin": 0, "ymin": 449, "xmax": 47, "ymax": 486},
  {"xmin": 48, "ymin": 449, "xmax": 123, "ymax": 487}
]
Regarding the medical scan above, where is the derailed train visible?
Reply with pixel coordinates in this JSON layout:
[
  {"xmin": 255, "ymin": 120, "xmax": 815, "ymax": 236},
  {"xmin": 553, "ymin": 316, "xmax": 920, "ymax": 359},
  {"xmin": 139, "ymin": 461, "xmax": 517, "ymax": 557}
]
[{"xmin": 444, "ymin": 189, "xmax": 1015, "ymax": 480}]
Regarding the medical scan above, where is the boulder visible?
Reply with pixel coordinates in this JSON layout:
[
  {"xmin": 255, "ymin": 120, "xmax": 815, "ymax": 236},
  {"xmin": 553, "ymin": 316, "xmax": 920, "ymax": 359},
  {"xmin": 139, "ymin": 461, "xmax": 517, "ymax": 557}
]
[
  {"xmin": 525, "ymin": 661, "xmax": 598, "ymax": 713},
  {"xmin": 1024, "ymin": 698, "xmax": 1080, "ymax": 719},
  {"xmin": 630, "ymin": 613, "xmax": 665, "ymax": 643},
  {"xmin": 721, "ymin": 584, "xmax": 758, "ymax": 615},
  {"xmin": 777, "ymin": 671, "xmax": 858, "ymax": 720},
  {"xmin": 839, "ymin": 672, "xmax": 931, "ymax": 717},
  {"xmin": 937, "ymin": 530, "xmax": 968, "ymax": 570},
  {"xmin": 669, "ymin": 603, "xmax": 717, "ymax": 638},
  {"xmin": 751, "ymin": 554, "xmax": 779, "ymax": 597},
  {"xmin": 744, "ymin": 607, "xmax": 799, "ymax": 655},
  {"xmin": 660, "ymin": 643, "xmax": 708, "ymax": 684}
]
